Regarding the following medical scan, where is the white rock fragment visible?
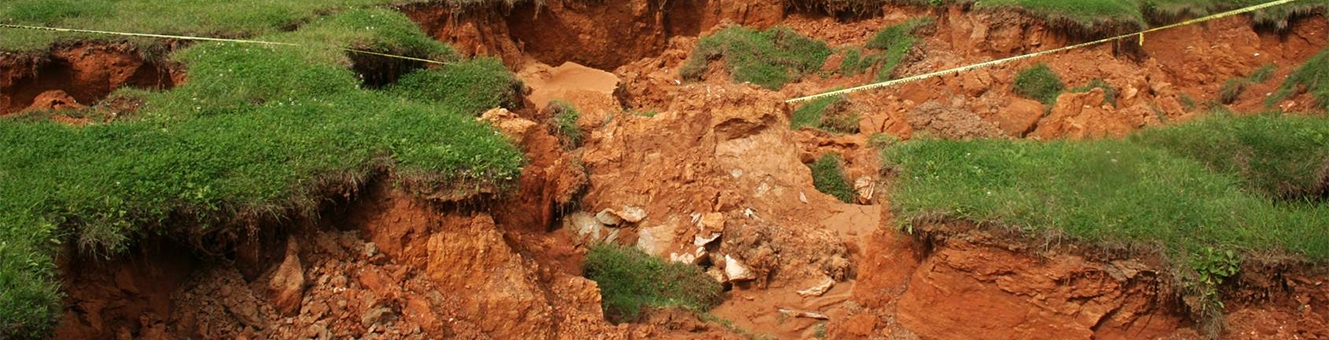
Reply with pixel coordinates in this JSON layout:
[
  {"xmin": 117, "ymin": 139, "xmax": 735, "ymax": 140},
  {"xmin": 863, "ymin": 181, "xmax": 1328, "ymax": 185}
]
[
  {"xmin": 595, "ymin": 209, "xmax": 623, "ymax": 226},
  {"xmin": 694, "ymin": 233, "xmax": 721, "ymax": 246},
  {"xmin": 778, "ymin": 308, "xmax": 830, "ymax": 320},
  {"xmin": 854, "ymin": 177, "xmax": 875, "ymax": 204},
  {"xmin": 706, "ymin": 267, "xmax": 727, "ymax": 283},
  {"xmin": 670, "ymin": 247, "xmax": 708, "ymax": 265},
  {"xmin": 617, "ymin": 206, "xmax": 647, "ymax": 223},
  {"xmin": 799, "ymin": 191, "xmax": 808, "ymax": 204},
  {"xmin": 796, "ymin": 278, "xmax": 836, "ymax": 297},
  {"xmin": 724, "ymin": 255, "xmax": 756, "ymax": 282}
]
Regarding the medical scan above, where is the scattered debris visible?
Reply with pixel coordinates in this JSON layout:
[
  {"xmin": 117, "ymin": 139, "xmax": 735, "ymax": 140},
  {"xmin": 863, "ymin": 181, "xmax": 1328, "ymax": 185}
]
[{"xmin": 796, "ymin": 277, "xmax": 835, "ymax": 297}]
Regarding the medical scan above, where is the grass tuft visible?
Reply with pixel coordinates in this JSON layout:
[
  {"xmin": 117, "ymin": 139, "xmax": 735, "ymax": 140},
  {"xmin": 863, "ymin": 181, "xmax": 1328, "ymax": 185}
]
[
  {"xmin": 386, "ymin": 58, "xmax": 524, "ymax": 116},
  {"xmin": 791, "ymin": 95, "xmax": 860, "ymax": 134},
  {"xmin": 680, "ymin": 26, "xmax": 832, "ymax": 90},
  {"xmin": 550, "ymin": 101, "xmax": 584, "ymax": 149},
  {"xmin": 1271, "ymin": 47, "xmax": 1329, "ymax": 110},
  {"xmin": 1219, "ymin": 64, "xmax": 1276, "ymax": 104},
  {"xmin": 1014, "ymin": 64, "xmax": 1065, "ymax": 105},
  {"xmin": 583, "ymin": 243, "xmax": 723, "ymax": 323},
  {"xmin": 863, "ymin": 18, "xmax": 933, "ymax": 81},
  {"xmin": 810, "ymin": 154, "xmax": 857, "ymax": 203}
]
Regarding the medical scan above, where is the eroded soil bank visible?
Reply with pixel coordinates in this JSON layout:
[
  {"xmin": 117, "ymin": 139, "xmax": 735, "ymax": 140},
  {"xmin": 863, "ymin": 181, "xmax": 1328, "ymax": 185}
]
[{"xmin": 29, "ymin": 0, "xmax": 1329, "ymax": 339}]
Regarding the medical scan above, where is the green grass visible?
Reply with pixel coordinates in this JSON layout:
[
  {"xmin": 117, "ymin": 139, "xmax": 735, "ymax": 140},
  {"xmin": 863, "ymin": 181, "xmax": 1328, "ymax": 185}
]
[
  {"xmin": 0, "ymin": 9, "xmax": 526, "ymax": 339},
  {"xmin": 1132, "ymin": 112, "xmax": 1329, "ymax": 201},
  {"xmin": 790, "ymin": 95, "xmax": 860, "ymax": 133},
  {"xmin": 1014, "ymin": 64, "xmax": 1065, "ymax": 105},
  {"xmin": 810, "ymin": 154, "xmax": 857, "ymax": 203},
  {"xmin": 886, "ymin": 115, "xmax": 1329, "ymax": 262},
  {"xmin": 583, "ymin": 243, "xmax": 723, "ymax": 323},
  {"xmin": 1070, "ymin": 78, "xmax": 1119, "ymax": 107},
  {"xmin": 864, "ymin": 18, "xmax": 932, "ymax": 81},
  {"xmin": 1271, "ymin": 47, "xmax": 1329, "ymax": 110},
  {"xmin": 977, "ymin": 0, "xmax": 1145, "ymax": 30},
  {"xmin": 549, "ymin": 101, "xmax": 583, "ymax": 149},
  {"xmin": 680, "ymin": 26, "xmax": 833, "ymax": 90},
  {"xmin": 0, "ymin": 0, "xmax": 541, "ymax": 52},
  {"xmin": 1219, "ymin": 64, "xmax": 1276, "ymax": 104}
]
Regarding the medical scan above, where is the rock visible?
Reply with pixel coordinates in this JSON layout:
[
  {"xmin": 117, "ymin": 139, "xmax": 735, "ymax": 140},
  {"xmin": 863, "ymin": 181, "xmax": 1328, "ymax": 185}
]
[
  {"xmin": 994, "ymin": 98, "xmax": 1044, "ymax": 137},
  {"xmin": 360, "ymin": 307, "xmax": 394, "ymax": 329},
  {"xmin": 478, "ymin": 108, "xmax": 537, "ymax": 143},
  {"xmin": 699, "ymin": 212, "xmax": 725, "ymax": 232},
  {"xmin": 724, "ymin": 255, "xmax": 756, "ymax": 282},
  {"xmin": 594, "ymin": 209, "xmax": 623, "ymax": 226},
  {"xmin": 636, "ymin": 221, "xmax": 677, "ymax": 256},
  {"xmin": 267, "ymin": 238, "xmax": 305, "ymax": 316},
  {"xmin": 304, "ymin": 323, "xmax": 331, "ymax": 340},
  {"xmin": 617, "ymin": 206, "xmax": 647, "ymax": 223},
  {"xmin": 706, "ymin": 267, "xmax": 727, "ymax": 283},
  {"xmin": 907, "ymin": 101, "xmax": 1003, "ymax": 139},
  {"xmin": 796, "ymin": 277, "xmax": 836, "ymax": 297},
  {"xmin": 670, "ymin": 247, "xmax": 707, "ymax": 265},
  {"xmin": 693, "ymin": 232, "xmax": 721, "ymax": 247},
  {"xmin": 565, "ymin": 211, "xmax": 609, "ymax": 245},
  {"xmin": 853, "ymin": 177, "xmax": 875, "ymax": 204},
  {"xmin": 596, "ymin": 206, "xmax": 648, "ymax": 226}
]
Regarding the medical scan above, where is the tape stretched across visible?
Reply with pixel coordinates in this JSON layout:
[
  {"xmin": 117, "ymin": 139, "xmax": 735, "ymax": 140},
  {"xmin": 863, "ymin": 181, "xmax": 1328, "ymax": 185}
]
[{"xmin": 784, "ymin": 0, "xmax": 1305, "ymax": 103}]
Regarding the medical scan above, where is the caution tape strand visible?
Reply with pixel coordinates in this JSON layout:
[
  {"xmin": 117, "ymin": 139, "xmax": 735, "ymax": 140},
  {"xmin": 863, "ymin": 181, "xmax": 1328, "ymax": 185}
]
[{"xmin": 785, "ymin": 0, "xmax": 1305, "ymax": 103}]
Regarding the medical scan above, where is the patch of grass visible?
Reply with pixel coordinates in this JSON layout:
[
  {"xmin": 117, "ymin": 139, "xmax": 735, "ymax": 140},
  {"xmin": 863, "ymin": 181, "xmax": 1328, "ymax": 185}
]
[
  {"xmin": 680, "ymin": 26, "xmax": 832, "ymax": 90},
  {"xmin": 0, "ymin": 0, "xmax": 545, "ymax": 52},
  {"xmin": 0, "ymin": 10, "xmax": 526, "ymax": 339},
  {"xmin": 387, "ymin": 58, "xmax": 523, "ymax": 116},
  {"xmin": 790, "ymin": 95, "xmax": 859, "ymax": 134},
  {"xmin": 550, "ymin": 101, "xmax": 584, "ymax": 149},
  {"xmin": 1219, "ymin": 64, "xmax": 1277, "ymax": 104},
  {"xmin": 886, "ymin": 116, "xmax": 1329, "ymax": 261},
  {"xmin": 1070, "ymin": 78, "xmax": 1119, "ymax": 107},
  {"xmin": 864, "ymin": 18, "xmax": 932, "ymax": 81},
  {"xmin": 583, "ymin": 243, "xmax": 723, "ymax": 323},
  {"xmin": 1271, "ymin": 47, "xmax": 1329, "ymax": 110},
  {"xmin": 1132, "ymin": 111, "xmax": 1329, "ymax": 201},
  {"xmin": 810, "ymin": 154, "xmax": 857, "ymax": 203},
  {"xmin": 976, "ymin": 0, "xmax": 1145, "ymax": 30},
  {"xmin": 1014, "ymin": 64, "xmax": 1065, "ymax": 105}
]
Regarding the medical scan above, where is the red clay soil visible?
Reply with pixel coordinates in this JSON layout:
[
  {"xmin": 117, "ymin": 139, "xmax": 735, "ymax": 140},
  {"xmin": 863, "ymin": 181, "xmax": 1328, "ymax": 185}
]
[
  {"xmin": 38, "ymin": 1, "xmax": 1329, "ymax": 340},
  {"xmin": 0, "ymin": 42, "xmax": 181, "ymax": 115}
]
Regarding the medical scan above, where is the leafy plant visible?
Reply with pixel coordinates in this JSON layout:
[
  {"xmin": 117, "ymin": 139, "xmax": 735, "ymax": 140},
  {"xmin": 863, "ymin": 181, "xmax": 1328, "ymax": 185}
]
[
  {"xmin": 1013, "ymin": 64, "xmax": 1065, "ymax": 105},
  {"xmin": 583, "ymin": 243, "xmax": 723, "ymax": 323}
]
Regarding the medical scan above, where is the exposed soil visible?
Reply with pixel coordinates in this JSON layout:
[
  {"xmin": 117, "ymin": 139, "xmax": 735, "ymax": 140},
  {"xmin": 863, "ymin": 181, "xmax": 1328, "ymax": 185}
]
[
  {"xmin": 26, "ymin": 0, "xmax": 1329, "ymax": 339},
  {"xmin": 0, "ymin": 42, "xmax": 182, "ymax": 116}
]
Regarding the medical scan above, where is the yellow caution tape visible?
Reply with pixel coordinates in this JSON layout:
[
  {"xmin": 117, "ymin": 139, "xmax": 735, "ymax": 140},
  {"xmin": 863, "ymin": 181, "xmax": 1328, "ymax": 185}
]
[
  {"xmin": 0, "ymin": 23, "xmax": 452, "ymax": 65},
  {"xmin": 786, "ymin": 0, "xmax": 1305, "ymax": 103}
]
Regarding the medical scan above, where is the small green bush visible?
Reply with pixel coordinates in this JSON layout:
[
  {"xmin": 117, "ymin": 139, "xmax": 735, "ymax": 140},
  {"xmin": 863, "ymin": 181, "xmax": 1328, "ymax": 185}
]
[
  {"xmin": 583, "ymin": 243, "xmax": 723, "ymax": 323},
  {"xmin": 1271, "ymin": 47, "xmax": 1329, "ymax": 110},
  {"xmin": 551, "ymin": 101, "xmax": 583, "ymax": 149},
  {"xmin": 1071, "ymin": 78, "xmax": 1119, "ymax": 107},
  {"xmin": 810, "ymin": 154, "xmax": 857, "ymax": 203},
  {"xmin": 680, "ymin": 26, "xmax": 832, "ymax": 90},
  {"xmin": 1014, "ymin": 64, "xmax": 1065, "ymax": 105}
]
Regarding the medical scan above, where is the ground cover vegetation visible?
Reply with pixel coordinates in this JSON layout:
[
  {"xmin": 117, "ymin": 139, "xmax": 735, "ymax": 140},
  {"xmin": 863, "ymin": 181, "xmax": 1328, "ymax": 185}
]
[
  {"xmin": 0, "ymin": 9, "xmax": 526, "ymax": 338},
  {"xmin": 809, "ymin": 154, "xmax": 858, "ymax": 203},
  {"xmin": 886, "ymin": 110, "xmax": 1329, "ymax": 323},
  {"xmin": 1271, "ymin": 46, "xmax": 1329, "ymax": 110},
  {"xmin": 583, "ymin": 243, "xmax": 724, "ymax": 323}
]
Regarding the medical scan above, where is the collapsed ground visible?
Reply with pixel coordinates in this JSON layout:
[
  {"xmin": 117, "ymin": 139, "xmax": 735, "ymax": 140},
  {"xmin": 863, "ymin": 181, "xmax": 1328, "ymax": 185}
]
[{"xmin": 2, "ymin": 0, "xmax": 1329, "ymax": 339}]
